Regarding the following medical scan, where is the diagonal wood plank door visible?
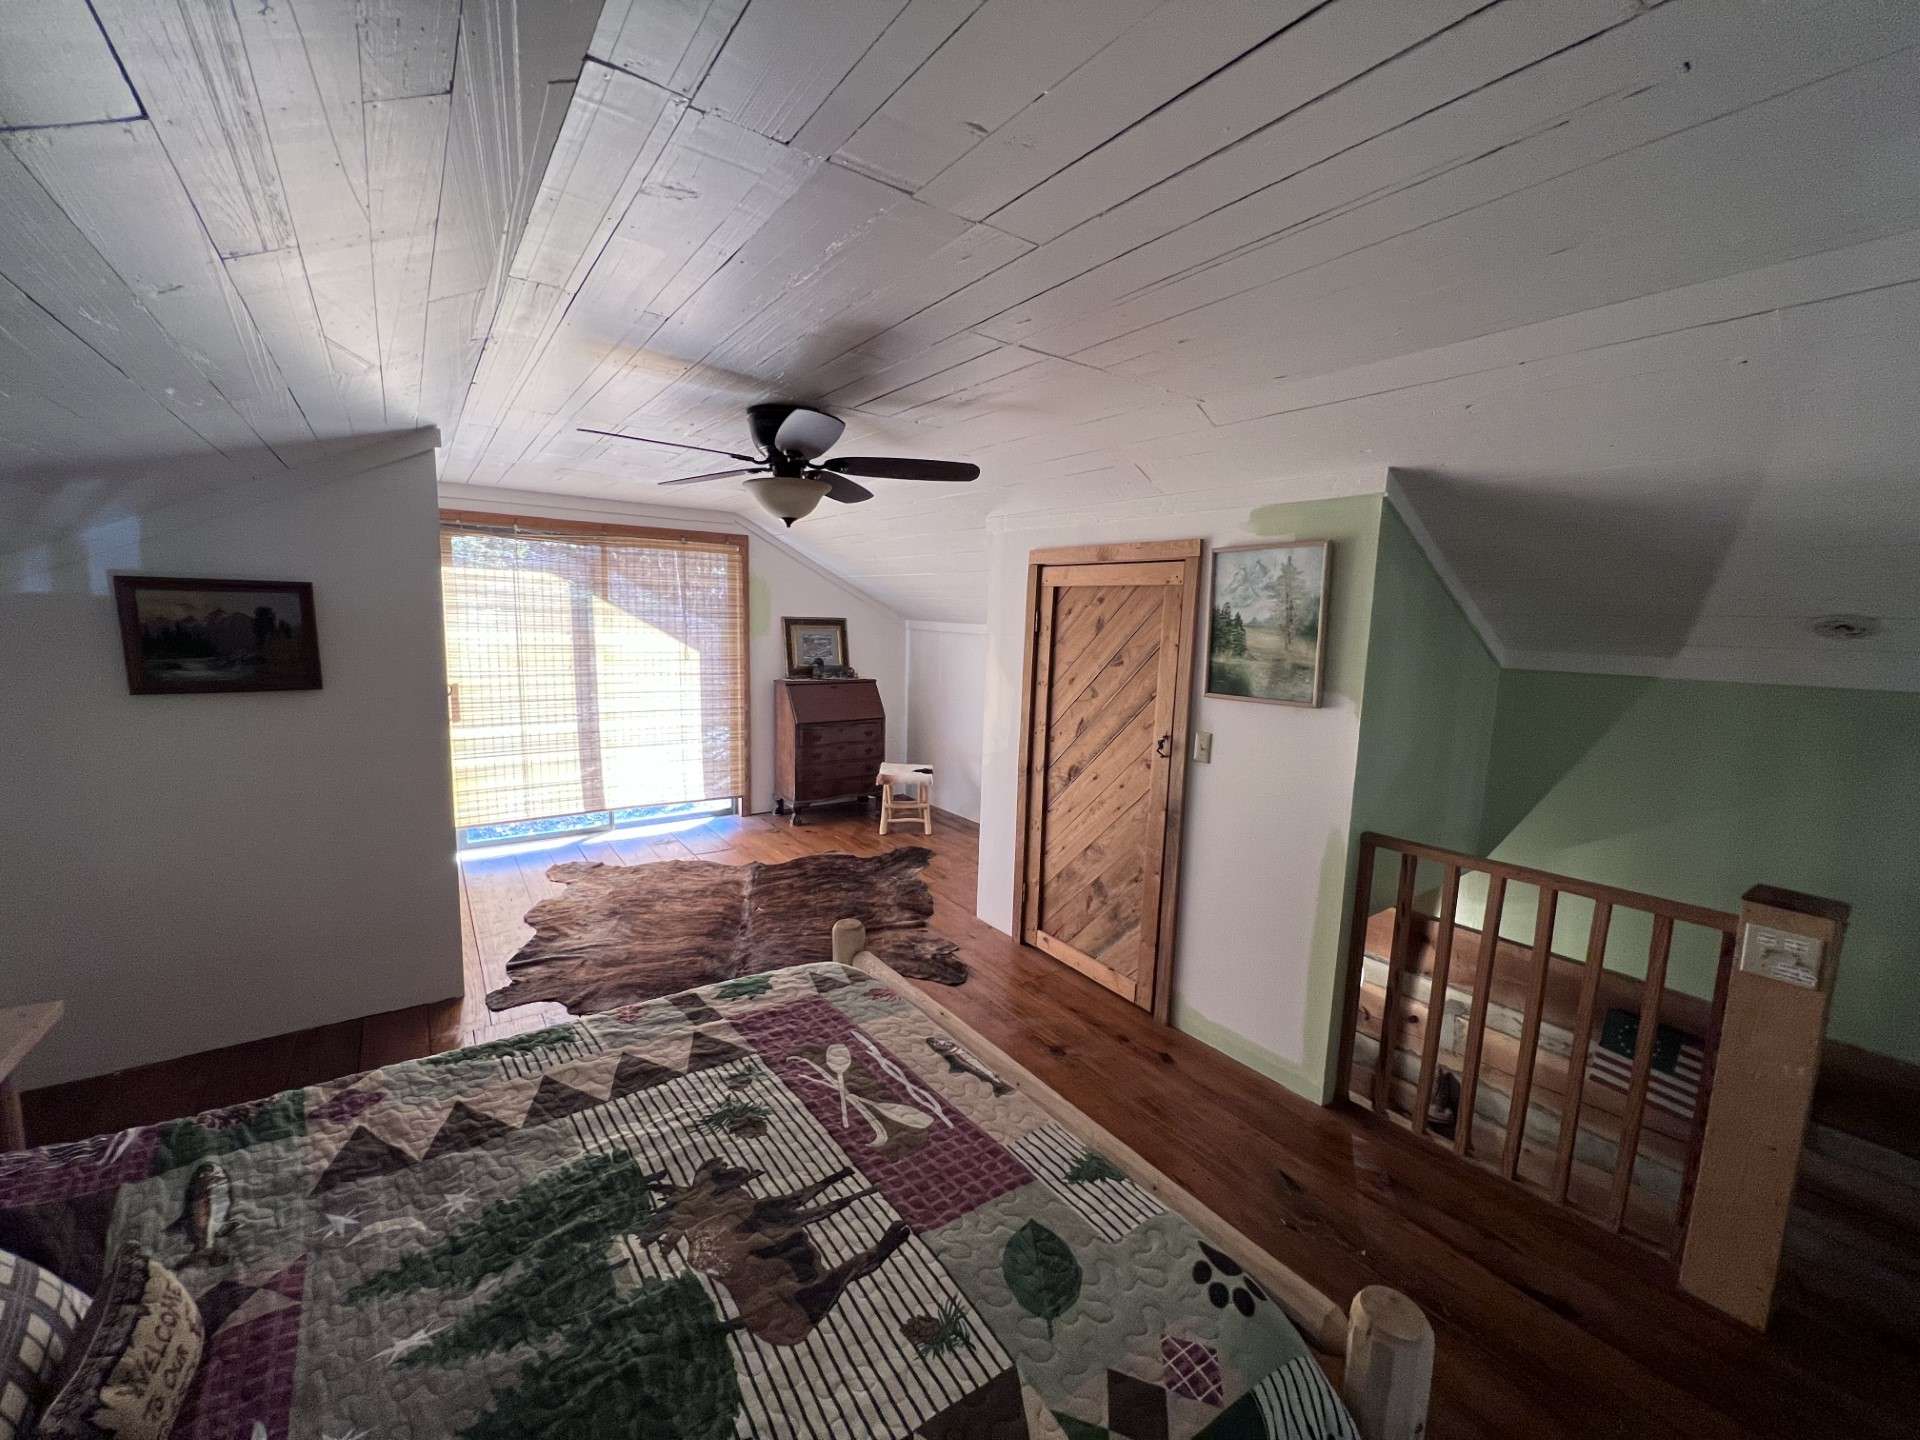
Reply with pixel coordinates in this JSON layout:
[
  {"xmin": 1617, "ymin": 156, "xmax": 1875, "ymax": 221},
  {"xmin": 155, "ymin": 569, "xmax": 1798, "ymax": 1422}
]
[{"xmin": 1018, "ymin": 550, "xmax": 1197, "ymax": 1015}]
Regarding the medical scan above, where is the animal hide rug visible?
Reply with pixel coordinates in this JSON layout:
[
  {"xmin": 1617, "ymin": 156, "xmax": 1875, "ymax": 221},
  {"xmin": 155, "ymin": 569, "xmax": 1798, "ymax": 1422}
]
[{"xmin": 487, "ymin": 846, "xmax": 966, "ymax": 1014}]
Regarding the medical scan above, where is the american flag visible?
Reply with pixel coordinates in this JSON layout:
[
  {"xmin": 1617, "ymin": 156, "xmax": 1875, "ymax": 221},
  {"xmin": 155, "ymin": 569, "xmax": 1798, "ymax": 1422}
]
[{"xmin": 1585, "ymin": 1008, "xmax": 1703, "ymax": 1122}]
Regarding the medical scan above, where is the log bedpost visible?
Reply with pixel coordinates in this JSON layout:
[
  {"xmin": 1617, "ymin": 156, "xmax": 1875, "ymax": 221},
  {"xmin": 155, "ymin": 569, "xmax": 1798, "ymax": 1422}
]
[
  {"xmin": 1679, "ymin": 885, "xmax": 1848, "ymax": 1327},
  {"xmin": 1342, "ymin": 1286, "xmax": 1434, "ymax": 1440},
  {"xmin": 831, "ymin": 918, "xmax": 867, "ymax": 966}
]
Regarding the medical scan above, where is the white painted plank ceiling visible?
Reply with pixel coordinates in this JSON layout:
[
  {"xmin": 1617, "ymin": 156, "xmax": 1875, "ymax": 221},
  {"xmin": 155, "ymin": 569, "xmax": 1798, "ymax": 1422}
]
[
  {"xmin": 0, "ymin": 0, "xmax": 140, "ymax": 129},
  {"xmin": 1, "ymin": 0, "xmax": 1917, "ymax": 689}
]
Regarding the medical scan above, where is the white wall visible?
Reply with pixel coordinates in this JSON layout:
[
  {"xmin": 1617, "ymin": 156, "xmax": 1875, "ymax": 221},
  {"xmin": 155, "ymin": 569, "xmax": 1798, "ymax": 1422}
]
[
  {"xmin": 436, "ymin": 485, "xmax": 907, "ymax": 815},
  {"xmin": 0, "ymin": 436, "xmax": 462, "ymax": 1088},
  {"xmin": 975, "ymin": 482, "xmax": 1385, "ymax": 1098},
  {"xmin": 905, "ymin": 622, "xmax": 987, "ymax": 823}
]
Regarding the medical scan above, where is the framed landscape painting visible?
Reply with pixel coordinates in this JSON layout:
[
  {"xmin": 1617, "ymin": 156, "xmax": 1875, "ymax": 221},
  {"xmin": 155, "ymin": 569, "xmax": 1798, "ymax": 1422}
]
[
  {"xmin": 113, "ymin": 575, "xmax": 322, "ymax": 695},
  {"xmin": 1205, "ymin": 540, "xmax": 1330, "ymax": 707}
]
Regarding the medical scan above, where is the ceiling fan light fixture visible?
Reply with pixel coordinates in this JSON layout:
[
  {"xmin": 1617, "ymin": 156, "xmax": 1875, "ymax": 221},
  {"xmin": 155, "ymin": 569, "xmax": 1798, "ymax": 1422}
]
[{"xmin": 747, "ymin": 474, "xmax": 831, "ymax": 526}]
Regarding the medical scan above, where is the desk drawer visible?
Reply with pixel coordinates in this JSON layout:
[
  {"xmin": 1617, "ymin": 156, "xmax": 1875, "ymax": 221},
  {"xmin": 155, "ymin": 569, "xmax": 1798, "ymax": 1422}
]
[
  {"xmin": 799, "ymin": 720, "xmax": 881, "ymax": 752},
  {"xmin": 795, "ymin": 768, "xmax": 879, "ymax": 802}
]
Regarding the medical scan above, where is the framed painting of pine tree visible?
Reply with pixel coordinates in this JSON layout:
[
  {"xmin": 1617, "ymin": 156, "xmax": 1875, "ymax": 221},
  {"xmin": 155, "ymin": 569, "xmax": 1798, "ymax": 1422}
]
[{"xmin": 1204, "ymin": 540, "xmax": 1331, "ymax": 707}]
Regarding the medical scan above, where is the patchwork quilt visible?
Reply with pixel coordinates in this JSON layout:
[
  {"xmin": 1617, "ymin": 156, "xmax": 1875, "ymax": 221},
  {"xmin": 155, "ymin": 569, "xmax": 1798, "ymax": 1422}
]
[{"xmin": 0, "ymin": 964, "xmax": 1355, "ymax": 1440}]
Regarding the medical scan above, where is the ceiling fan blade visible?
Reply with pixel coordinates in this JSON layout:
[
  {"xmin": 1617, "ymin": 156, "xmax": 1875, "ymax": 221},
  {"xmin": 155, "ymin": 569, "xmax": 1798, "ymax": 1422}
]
[
  {"xmin": 824, "ymin": 456, "xmax": 979, "ymax": 482},
  {"xmin": 659, "ymin": 466, "xmax": 767, "ymax": 485},
  {"xmin": 578, "ymin": 427, "xmax": 759, "ymax": 463},
  {"xmin": 818, "ymin": 472, "xmax": 873, "ymax": 504},
  {"xmin": 774, "ymin": 408, "xmax": 844, "ymax": 460}
]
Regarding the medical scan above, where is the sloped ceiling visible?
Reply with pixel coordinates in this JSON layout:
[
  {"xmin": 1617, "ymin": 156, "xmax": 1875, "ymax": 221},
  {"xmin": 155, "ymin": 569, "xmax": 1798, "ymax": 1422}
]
[{"xmin": 2, "ymin": 0, "xmax": 1916, "ymax": 687}]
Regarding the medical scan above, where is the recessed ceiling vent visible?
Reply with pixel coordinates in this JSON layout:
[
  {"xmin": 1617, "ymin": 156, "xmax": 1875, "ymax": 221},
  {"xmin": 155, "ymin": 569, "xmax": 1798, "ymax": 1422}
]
[{"xmin": 1810, "ymin": 613, "xmax": 1883, "ymax": 641}]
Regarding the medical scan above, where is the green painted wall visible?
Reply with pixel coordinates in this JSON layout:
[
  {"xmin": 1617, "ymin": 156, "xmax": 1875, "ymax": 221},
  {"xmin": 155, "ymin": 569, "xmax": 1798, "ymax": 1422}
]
[
  {"xmin": 1350, "ymin": 504, "xmax": 1501, "ymax": 867},
  {"xmin": 1317, "ymin": 502, "xmax": 1500, "ymax": 1096},
  {"xmin": 1476, "ymin": 670, "xmax": 1920, "ymax": 1062}
]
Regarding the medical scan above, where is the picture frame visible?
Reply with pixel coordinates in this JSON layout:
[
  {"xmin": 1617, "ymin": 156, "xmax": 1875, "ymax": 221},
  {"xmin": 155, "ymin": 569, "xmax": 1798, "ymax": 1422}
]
[
  {"xmin": 783, "ymin": 616, "xmax": 849, "ymax": 674},
  {"xmin": 113, "ymin": 575, "xmax": 323, "ymax": 695},
  {"xmin": 1203, "ymin": 540, "xmax": 1331, "ymax": 707}
]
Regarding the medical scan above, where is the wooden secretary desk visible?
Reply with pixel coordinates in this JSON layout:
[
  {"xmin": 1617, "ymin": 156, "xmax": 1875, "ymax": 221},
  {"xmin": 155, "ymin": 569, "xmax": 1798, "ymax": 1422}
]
[{"xmin": 773, "ymin": 678, "xmax": 885, "ymax": 823}]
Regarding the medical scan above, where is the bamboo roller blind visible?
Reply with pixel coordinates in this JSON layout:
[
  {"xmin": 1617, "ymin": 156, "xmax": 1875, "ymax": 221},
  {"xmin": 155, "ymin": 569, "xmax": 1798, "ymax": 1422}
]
[{"xmin": 439, "ymin": 518, "xmax": 748, "ymax": 829}]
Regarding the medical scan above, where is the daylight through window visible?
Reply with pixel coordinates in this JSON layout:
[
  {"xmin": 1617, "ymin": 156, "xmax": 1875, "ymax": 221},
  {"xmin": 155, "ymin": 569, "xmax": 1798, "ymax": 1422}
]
[{"xmin": 439, "ymin": 516, "xmax": 748, "ymax": 831}]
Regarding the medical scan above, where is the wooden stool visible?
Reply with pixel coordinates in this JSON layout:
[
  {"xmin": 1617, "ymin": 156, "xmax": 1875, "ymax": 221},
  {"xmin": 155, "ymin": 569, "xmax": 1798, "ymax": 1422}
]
[{"xmin": 876, "ymin": 762, "xmax": 933, "ymax": 836}]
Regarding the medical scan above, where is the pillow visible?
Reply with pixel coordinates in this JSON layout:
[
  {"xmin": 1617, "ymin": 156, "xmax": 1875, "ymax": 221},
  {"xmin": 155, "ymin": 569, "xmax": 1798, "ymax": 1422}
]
[
  {"xmin": 35, "ymin": 1244, "xmax": 203, "ymax": 1440},
  {"xmin": 0, "ymin": 1247, "xmax": 90, "ymax": 1440}
]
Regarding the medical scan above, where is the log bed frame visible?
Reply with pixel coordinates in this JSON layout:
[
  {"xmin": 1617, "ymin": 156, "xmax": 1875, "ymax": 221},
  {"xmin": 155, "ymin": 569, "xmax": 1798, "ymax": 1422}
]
[{"xmin": 834, "ymin": 918, "xmax": 1436, "ymax": 1440}]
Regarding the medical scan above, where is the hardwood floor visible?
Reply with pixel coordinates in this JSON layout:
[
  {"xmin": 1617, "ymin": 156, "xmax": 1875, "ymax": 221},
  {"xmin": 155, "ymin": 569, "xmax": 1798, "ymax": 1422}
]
[{"xmin": 24, "ymin": 805, "xmax": 1916, "ymax": 1438}]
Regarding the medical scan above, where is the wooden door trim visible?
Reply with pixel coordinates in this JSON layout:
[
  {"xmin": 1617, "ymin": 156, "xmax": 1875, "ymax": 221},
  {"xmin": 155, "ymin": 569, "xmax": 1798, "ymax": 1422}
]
[
  {"xmin": 1019, "ymin": 572, "xmax": 1058, "ymax": 939},
  {"xmin": 1028, "ymin": 538, "xmax": 1203, "ymax": 566},
  {"xmin": 1012, "ymin": 541, "xmax": 1202, "ymax": 1020},
  {"xmin": 1148, "ymin": 562, "xmax": 1200, "ymax": 1022},
  {"xmin": 1012, "ymin": 556, "xmax": 1043, "ymax": 939}
]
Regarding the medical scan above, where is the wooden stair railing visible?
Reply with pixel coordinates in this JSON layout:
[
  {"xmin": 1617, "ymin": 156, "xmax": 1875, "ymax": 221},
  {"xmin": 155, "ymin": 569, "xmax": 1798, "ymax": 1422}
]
[
  {"xmin": 1339, "ymin": 833, "xmax": 1737, "ymax": 1254},
  {"xmin": 1337, "ymin": 833, "xmax": 1848, "ymax": 1327}
]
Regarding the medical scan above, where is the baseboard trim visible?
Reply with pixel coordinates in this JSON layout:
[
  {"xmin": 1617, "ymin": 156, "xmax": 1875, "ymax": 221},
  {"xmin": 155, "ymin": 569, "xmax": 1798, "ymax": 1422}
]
[
  {"xmin": 1172, "ymin": 1000, "xmax": 1323, "ymax": 1102},
  {"xmin": 932, "ymin": 806, "xmax": 979, "ymax": 832},
  {"xmin": 21, "ymin": 997, "xmax": 462, "ymax": 1148}
]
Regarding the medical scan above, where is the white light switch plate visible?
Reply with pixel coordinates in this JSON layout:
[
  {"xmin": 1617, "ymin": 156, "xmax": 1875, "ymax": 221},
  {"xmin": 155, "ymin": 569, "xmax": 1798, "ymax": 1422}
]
[{"xmin": 1192, "ymin": 731, "xmax": 1213, "ymax": 763}]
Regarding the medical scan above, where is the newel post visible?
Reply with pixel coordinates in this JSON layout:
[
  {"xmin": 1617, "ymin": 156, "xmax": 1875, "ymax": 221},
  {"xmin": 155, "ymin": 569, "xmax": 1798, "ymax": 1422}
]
[
  {"xmin": 831, "ymin": 918, "xmax": 867, "ymax": 966},
  {"xmin": 1678, "ymin": 885, "xmax": 1848, "ymax": 1327},
  {"xmin": 1343, "ymin": 1286, "xmax": 1434, "ymax": 1440}
]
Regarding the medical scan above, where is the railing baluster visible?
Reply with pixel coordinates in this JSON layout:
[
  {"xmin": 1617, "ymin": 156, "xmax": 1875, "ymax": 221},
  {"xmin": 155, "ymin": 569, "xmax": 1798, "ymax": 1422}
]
[
  {"xmin": 1671, "ymin": 926, "xmax": 1737, "ymax": 1251},
  {"xmin": 1454, "ymin": 873, "xmax": 1508, "ymax": 1160},
  {"xmin": 1606, "ymin": 913, "xmax": 1675, "ymax": 1232},
  {"xmin": 1551, "ymin": 901, "xmax": 1613, "ymax": 1204},
  {"xmin": 1411, "ymin": 863, "xmax": 1461, "ymax": 1138},
  {"xmin": 1503, "ymin": 886, "xmax": 1560, "ymax": 1181},
  {"xmin": 1371, "ymin": 852, "xmax": 1421, "ymax": 1115},
  {"xmin": 1338, "ymin": 838, "xmax": 1379, "ymax": 1104}
]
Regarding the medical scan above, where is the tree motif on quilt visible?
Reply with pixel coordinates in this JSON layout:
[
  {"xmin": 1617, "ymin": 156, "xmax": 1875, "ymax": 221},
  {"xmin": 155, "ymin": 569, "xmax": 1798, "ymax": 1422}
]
[
  {"xmin": 347, "ymin": 1146, "xmax": 936, "ymax": 1438},
  {"xmin": 348, "ymin": 1152, "xmax": 741, "ymax": 1439},
  {"xmin": 350, "ymin": 1153, "xmax": 657, "ymax": 1348},
  {"xmin": 464, "ymin": 1274, "xmax": 737, "ymax": 1440}
]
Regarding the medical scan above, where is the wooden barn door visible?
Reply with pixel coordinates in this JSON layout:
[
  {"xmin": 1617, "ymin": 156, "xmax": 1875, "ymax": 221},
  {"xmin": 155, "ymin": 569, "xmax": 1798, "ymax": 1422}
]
[{"xmin": 1015, "ymin": 541, "xmax": 1201, "ymax": 1019}]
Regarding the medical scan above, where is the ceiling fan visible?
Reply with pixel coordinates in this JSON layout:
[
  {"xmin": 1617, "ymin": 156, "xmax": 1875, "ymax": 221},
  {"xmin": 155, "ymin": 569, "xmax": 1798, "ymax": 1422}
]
[{"xmin": 580, "ymin": 402, "xmax": 978, "ymax": 526}]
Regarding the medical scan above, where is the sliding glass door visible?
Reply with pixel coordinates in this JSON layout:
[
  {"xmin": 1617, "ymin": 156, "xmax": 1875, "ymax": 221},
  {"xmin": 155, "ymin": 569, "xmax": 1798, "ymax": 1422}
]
[{"xmin": 439, "ymin": 515, "xmax": 748, "ymax": 838}]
